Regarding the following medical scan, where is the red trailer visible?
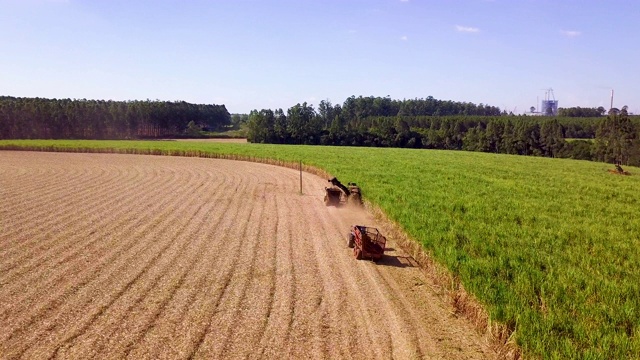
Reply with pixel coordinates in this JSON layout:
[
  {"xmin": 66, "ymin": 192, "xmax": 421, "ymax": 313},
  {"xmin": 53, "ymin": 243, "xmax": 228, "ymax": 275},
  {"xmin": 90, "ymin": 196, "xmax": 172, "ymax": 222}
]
[{"xmin": 347, "ymin": 225, "xmax": 386, "ymax": 261}]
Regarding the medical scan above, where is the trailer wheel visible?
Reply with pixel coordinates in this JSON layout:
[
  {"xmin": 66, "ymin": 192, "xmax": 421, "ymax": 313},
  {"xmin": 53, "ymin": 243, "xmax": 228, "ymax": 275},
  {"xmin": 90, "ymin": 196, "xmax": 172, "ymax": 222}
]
[
  {"xmin": 347, "ymin": 233, "xmax": 355, "ymax": 248},
  {"xmin": 354, "ymin": 248, "xmax": 362, "ymax": 260}
]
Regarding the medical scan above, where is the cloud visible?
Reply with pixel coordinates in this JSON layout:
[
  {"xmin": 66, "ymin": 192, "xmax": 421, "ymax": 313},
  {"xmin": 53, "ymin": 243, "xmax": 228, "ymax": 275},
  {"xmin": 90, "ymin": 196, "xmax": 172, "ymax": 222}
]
[
  {"xmin": 400, "ymin": 35, "xmax": 408, "ymax": 41},
  {"xmin": 400, "ymin": 0, "xmax": 409, "ymax": 2},
  {"xmin": 561, "ymin": 30, "xmax": 581, "ymax": 38},
  {"xmin": 456, "ymin": 25, "xmax": 480, "ymax": 33}
]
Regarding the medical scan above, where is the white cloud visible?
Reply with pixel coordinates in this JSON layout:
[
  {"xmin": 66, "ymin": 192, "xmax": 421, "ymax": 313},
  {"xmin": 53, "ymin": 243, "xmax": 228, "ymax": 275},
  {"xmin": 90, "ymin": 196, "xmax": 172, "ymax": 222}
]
[
  {"xmin": 456, "ymin": 25, "xmax": 480, "ymax": 33},
  {"xmin": 561, "ymin": 30, "xmax": 581, "ymax": 38},
  {"xmin": 400, "ymin": 0, "xmax": 409, "ymax": 2},
  {"xmin": 400, "ymin": 35, "xmax": 408, "ymax": 41}
]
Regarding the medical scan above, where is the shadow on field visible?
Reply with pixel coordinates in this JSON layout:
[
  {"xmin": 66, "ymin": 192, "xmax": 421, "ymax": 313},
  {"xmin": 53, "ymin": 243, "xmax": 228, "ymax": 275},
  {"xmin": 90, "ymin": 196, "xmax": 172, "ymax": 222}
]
[{"xmin": 376, "ymin": 255, "xmax": 418, "ymax": 268}]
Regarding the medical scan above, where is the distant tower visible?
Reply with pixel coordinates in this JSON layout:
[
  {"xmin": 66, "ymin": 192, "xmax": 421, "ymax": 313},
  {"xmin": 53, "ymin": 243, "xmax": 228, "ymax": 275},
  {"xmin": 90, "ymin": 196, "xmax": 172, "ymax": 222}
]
[
  {"xmin": 610, "ymin": 89, "xmax": 614, "ymax": 110},
  {"xmin": 540, "ymin": 88, "xmax": 558, "ymax": 116}
]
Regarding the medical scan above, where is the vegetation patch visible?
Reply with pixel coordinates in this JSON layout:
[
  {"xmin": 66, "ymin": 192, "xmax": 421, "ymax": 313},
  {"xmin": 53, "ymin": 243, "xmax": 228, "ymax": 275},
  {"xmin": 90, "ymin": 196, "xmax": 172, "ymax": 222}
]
[{"xmin": 2, "ymin": 139, "xmax": 639, "ymax": 359}]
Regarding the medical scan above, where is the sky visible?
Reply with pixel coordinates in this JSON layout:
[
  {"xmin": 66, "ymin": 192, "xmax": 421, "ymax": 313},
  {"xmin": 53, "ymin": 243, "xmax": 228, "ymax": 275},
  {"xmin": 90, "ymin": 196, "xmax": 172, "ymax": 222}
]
[{"xmin": 1, "ymin": 0, "xmax": 638, "ymax": 114}]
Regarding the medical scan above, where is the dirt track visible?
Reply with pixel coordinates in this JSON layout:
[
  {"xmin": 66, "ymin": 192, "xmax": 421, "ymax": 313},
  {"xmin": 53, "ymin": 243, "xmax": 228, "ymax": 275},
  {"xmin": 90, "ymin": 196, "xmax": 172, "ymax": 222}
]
[{"xmin": 0, "ymin": 151, "xmax": 496, "ymax": 359}]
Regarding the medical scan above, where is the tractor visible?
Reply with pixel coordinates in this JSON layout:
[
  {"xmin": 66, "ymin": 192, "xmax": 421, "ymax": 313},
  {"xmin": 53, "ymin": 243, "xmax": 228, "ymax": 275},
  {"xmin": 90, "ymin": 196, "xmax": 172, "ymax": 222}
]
[
  {"xmin": 347, "ymin": 225, "xmax": 386, "ymax": 261},
  {"xmin": 324, "ymin": 177, "xmax": 362, "ymax": 206}
]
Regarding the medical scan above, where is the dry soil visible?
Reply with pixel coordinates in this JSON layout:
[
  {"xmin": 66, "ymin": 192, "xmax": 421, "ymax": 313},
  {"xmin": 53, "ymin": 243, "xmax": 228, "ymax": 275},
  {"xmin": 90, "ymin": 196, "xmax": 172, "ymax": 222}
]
[{"xmin": 0, "ymin": 151, "xmax": 497, "ymax": 359}]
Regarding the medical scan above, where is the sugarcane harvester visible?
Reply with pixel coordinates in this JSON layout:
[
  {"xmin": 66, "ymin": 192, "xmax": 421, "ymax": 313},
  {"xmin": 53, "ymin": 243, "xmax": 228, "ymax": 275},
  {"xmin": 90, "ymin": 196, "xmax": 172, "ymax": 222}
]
[{"xmin": 324, "ymin": 177, "xmax": 362, "ymax": 206}]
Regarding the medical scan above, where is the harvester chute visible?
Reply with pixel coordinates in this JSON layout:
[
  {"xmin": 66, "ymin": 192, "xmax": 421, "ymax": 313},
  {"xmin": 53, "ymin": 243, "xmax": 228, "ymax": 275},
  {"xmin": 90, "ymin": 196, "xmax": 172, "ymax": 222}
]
[{"xmin": 324, "ymin": 177, "xmax": 362, "ymax": 206}]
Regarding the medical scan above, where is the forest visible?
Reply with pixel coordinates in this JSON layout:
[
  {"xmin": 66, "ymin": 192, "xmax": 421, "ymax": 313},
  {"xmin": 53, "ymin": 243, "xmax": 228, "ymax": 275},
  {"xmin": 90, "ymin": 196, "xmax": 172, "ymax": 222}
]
[
  {"xmin": 1, "ymin": 94, "xmax": 638, "ymax": 166},
  {"xmin": 246, "ymin": 97, "xmax": 640, "ymax": 166},
  {"xmin": 0, "ymin": 96, "xmax": 230, "ymax": 139}
]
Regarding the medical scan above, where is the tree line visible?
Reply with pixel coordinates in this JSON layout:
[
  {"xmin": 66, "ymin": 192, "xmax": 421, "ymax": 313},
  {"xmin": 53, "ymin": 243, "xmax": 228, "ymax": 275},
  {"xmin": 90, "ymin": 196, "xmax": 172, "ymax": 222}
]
[
  {"xmin": 558, "ymin": 106, "xmax": 606, "ymax": 117},
  {"xmin": 247, "ymin": 97, "xmax": 640, "ymax": 166},
  {"xmin": 0, "ymin": 96, "xmax": 230, "ymax": 139},
  {"xmin": 2, "ymin": 94, "xmax": 637, "ymax": 166}
]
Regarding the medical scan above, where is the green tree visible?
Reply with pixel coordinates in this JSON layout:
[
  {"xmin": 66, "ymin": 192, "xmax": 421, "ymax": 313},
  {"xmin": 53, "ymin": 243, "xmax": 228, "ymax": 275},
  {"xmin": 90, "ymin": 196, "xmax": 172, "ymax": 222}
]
[
  {"xmin": 287, "ymin": 102, "xmax": 317, "ymax": 144},
  {"xmin": 246, "ymin": 109, "xmax": 275, "ymax": 143},
  {"xmin": 540, "ymin": 119, "xmax": 565, "ymax": 157},
  {"xmin": 273, "ymin": 109, "xmax": 288, "ymax": 143},
  {"xmin": 594, "ymin": 112, "xmax": 636, "ymax": 164}
]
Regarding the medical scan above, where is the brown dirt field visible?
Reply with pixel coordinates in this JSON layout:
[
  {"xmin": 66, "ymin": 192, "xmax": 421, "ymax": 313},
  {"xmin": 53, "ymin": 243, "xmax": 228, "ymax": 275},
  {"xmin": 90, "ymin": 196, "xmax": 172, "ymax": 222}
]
[{"xmin": 0, "ymin": 151, "xmax": 497, "ymax": 359}]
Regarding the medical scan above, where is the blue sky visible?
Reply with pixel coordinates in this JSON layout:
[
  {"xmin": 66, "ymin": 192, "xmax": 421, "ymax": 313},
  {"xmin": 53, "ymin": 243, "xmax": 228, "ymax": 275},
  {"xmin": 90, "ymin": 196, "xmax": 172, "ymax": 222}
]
[{"xmin": 1, "ymin": 0, "xmax": 638, "ymax": 114}]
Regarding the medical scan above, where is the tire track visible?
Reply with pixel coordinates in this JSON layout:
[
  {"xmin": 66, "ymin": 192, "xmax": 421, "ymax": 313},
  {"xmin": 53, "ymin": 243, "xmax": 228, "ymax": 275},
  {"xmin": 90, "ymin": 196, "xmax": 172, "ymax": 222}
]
[
  {"xmin": 106, "ymin": 177, "xmax": 235, "ymax": 358},
  {"xmin": 124, "ymin": 171, "xmax": 249, "ymax": 359},
  {"xmin": 1, "ymin": 161, "xmax": 207, "ymax": 354},
  {"xmin": 9, "ymin": 183, "xmax": 208, "ymax": 358},
  {"xmin": 0, "ymin": 157, "xmax": 94, "ymax": 214},
  {"xmin": 0, "ymin": 161, "xmax": 124, "ymax": 261},
  {"xmin": 309, "ymin": 202, "xmax": 413, "ymax": 358},
  {"xmin": 183, "ymin": 171, "xmax": 267, "ymax": 359},
  {"xmin": 254, "ymin": 189, "xmax": 297, "ymax": 358},
  {"xmin": 219, "ymin": 180, "xmax": 280, "ymax": 358},
  {"xmin": 250, "ymin": 190, "xmax": 280, "ymax": 359},
  {"xmin": 194, "ymin": 172, "xmax": 268, "ymax": 359},
  {"xmin": 0, "ymin": 164, "xmax": 151, "ymax": 284},
  {"xmin": 49, "ymin": 174, "xmax": 229, "ymax": 359},
  {"xmin": 0, "ymin": 165, "xmax": 187, "ymax": 322},
  {"xmin": 0, "ymin": 159, "xmax": 112, "ymax": 250},
  {"xmin": 308, "ymin": 182, "xmax": 492, "ymax": 359},
  {"xmin": 297, "ymin": 195, "xmax": 384, "ymax": 359},
  {"xmin": 27, "ymin": 163, "xmax": 214, "ymax": 356}
]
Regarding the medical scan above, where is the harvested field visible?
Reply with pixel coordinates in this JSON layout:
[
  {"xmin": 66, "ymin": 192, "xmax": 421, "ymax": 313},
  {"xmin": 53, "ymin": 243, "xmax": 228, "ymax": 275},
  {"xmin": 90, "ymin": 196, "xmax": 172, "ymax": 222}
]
[{"xmin": 0, "ymin": 151, "xmax": 497, "ymax": 359}]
